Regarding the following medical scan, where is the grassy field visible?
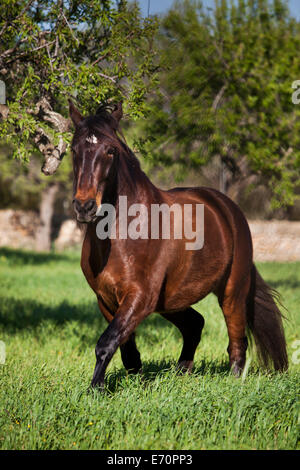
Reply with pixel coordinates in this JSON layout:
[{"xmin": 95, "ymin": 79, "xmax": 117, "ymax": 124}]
[{"xmin": 0, "ymin": 247, "xmax": 299, "ymax": 450}]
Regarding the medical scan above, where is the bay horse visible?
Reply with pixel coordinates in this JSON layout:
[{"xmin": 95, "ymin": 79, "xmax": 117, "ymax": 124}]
[{"xmin": 68, "ymin": 100, "xmax": 288, "ymax": 389}]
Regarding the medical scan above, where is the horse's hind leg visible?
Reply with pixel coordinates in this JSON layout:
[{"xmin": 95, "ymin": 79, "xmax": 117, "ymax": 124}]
[
  {"xmin": 120, "ymin": 332, "xmax": 142, "ymax": 374},
  {"xmin": 161, "ymin": 307, "xmax": 205, "ymax": 373},
  {"xmin": 218, "ymin": 275, "xmax": 251, "ymax": 376}
]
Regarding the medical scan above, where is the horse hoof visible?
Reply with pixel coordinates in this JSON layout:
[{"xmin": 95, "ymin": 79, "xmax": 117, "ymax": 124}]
[
  {"xmin": 89, "ymin": 381, "xmax": 105, "ymax": 393},
  {"xmin": 127, "ymin": 366, "xmax": 143, "ymax": 375},
  {"xmin": 230, "ymin": 361, "xmax": 244, "ymax": 377},
  {"xmin": 176, "ymin": 360, "xmax": 194, "ymax": 374}
]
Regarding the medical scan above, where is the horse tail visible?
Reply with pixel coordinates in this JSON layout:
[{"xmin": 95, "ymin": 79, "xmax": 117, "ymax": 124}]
[{"xmin": 246, "ymin": 264, "xmax": 288, "ymax": 371}]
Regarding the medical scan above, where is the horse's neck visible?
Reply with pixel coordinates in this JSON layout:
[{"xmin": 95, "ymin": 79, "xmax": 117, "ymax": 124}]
[{"xmin": 116, "ymin": 150, "xmax": 161, "ymax": 206}]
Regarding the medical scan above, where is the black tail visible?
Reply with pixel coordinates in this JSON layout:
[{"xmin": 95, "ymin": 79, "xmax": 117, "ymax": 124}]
[{"xmin": 246, "ymin": 265, "xmax": 288, "ymax": 371}]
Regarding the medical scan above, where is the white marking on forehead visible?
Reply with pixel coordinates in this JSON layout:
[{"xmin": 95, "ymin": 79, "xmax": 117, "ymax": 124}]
[{"xmin": 86, "ymin": 134, "xmax": 98, "ymax": 144}]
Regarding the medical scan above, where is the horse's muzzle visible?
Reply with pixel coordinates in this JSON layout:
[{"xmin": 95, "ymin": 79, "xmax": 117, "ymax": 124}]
[{"xmin": 73, "ymin": 198, "xmax": 98, "ymax": 223}]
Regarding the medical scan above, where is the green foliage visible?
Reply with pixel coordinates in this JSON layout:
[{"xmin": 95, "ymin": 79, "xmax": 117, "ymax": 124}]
[
  {"xmin": 140, "ymin": 0, "xmax": 300, "ymax": 207},
  {"xmin": 0, "ymin": 0, "xmax": 159, "ymax": 162}
]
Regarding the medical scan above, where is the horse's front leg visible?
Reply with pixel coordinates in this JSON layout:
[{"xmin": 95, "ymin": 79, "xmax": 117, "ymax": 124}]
[
  {"xmin": 97, "ymin": 298, "xmax": 142, "ymax": 375},
  {"xmin": 91, "ymin": 293, "xmax": 152, "ymax": 389}
]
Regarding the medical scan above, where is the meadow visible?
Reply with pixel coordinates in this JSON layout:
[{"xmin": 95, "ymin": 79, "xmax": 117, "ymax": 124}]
[{"xmin": 0, "ymin": 247, "xmax": 299, "ymax": 450}]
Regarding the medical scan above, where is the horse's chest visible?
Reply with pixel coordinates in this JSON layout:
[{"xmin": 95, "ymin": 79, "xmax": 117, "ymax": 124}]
[
  {"xmin": 82, "ymin": 253, "xmax": 128, "ymax": 312},
  {"xmin": 96, "ymin": 271, "xmax": 120, "ymax": 312}
]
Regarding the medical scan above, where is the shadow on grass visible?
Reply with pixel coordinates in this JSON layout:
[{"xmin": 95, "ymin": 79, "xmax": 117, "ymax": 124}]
[
  {"xmin": 0, "ymin": 294, "xmax": 230, "ymax": 373},
  {"xmin": 0, "ymin": 247, "xmax": 80, "ymax": 266},
  {"xmin": 0, "ymin": 296, "xmax": 187, "ymax": 353},
  {"xmin": 0, "ymin": 296, "xmax": 103, "ymax": 337},
  {"xmin": 103, "ymin": 358, "xmax": 231, "ymax": 393},
  {"xmin": 0, "ymin": 293, "xmax": 233, "ymax": 388},
  {"xmin": 0, "ymin": 295, "xmax": 184, "ymax": 339},
  {"xmin": 266, "ymin": 277, "xmax": 300, "ymax": 291}
]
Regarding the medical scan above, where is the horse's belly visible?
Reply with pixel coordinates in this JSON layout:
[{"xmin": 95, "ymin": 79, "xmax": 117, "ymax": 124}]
[
  {"xmin": 162, "ymin": 271, "xmax": 222, "ymax": 311},
  {"xmin": 161, "ymin": 239, "xmax": 230, "ymax": 311}
]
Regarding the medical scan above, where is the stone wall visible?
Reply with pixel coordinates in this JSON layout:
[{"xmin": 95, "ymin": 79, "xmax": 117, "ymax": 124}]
[
  {"xmin": 0, "ymin": 209, "xmax": 40, "ymax": 250},
  {"xmin": 248, "ymin": 220, "xmax": 300, "ymax": 262},
  {"xmin": 54, "ymin": 219, "xmax": 83, "ymax": 250},
  {"xmin": 0, "ymin": 210, "xmax": 299, "ymax": 261}
]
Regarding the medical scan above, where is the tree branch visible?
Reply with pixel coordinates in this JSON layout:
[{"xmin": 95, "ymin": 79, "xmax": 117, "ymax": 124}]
[
  {"xmin": 29, "ymin": 97, "xmax": 71, "ymax": 132},
  {"xmin": 98, "ymin": 72, "xmax": 117, "ymax": 83},
  {"xmin": 0, "ymin": 104, "xmax": 9, "ymax": 119},
  {"xmin": 0, "ymin": 0, "xmax": 35, "ymax": 39},
  {"xmin": 0, "ymin": 98, "xmax": 70, "ymax": 175},
  {"xmin": 0, "ymin": 40, "xmax": 56, "ymax": 66},
  {"xmin": 27, "ymin": 98, "xmax": 71, "ymax": 175},
  {"xmin": 212, "ymin": 84, "xmax": 227, "ymax": 111},
  {"xmin": 33, "ymin": 126, "xmax": 68, "ymax": 176}
]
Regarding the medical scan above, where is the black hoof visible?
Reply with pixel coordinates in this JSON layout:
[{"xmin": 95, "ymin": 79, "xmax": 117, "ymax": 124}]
[{"xmin": 89, "ymin": 380, "xmax": 105, "ymax": 393}]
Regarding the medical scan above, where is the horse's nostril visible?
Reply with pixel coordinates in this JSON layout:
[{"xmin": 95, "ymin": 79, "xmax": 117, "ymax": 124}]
[
  {"xmin": 72, "ymin": 199, "xmax": 80, "ymax": 212},
  {"xmin": 73, "ymin": 198, "xmax": 83, "ymax": 213},
  {"xmin": 84, "ymin": 199, "xmax": 96, "ymax": 213},
  {"xmin": 73, "ymin": 198, "xmax": 96, "ymax": 218}
]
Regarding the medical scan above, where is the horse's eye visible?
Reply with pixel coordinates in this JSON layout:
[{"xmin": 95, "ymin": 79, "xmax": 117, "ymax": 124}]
[{"xmin": 107, "ymin": 148, "xmax": 116, "ymax": 157}]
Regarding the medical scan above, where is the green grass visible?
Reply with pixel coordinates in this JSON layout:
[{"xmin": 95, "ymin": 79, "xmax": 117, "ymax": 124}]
[{"xmin": 0, "ymin": 247, "xmax": 299, "ymax": 450}]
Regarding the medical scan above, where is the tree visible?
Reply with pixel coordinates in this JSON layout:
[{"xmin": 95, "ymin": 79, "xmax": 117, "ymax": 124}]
[
  {"xmin": 137, "ymin": 0, "xmax": 300, "ymax": 208},
  {"xmin": 0, "ymin": 0, "xmax": 159, "ymax": 170},
  {"xmin": 0, "ymin": 143, "xmax": 74, "ymax": 250},
  {"xmin": 0, "ymin": 0, "xmax": 159, "ymax": 249}
]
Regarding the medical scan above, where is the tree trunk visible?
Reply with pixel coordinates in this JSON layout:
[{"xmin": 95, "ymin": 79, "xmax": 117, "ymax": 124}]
[
  {"xmin": 219, "ymin": 157, "xmax": 228, "ymax": 194},
  {"xmin": 35, "ymin": 183, "xmax": 59, "ymax": 252}
]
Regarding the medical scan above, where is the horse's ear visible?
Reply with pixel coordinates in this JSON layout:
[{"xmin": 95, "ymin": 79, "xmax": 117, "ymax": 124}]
[
  {"xmin": 111, "ymin": 102, "xmax": 123, "ymax": 125},
  {"xmin": 68, "ymin": 99, "xmax": 83, "ymax": 127}
]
